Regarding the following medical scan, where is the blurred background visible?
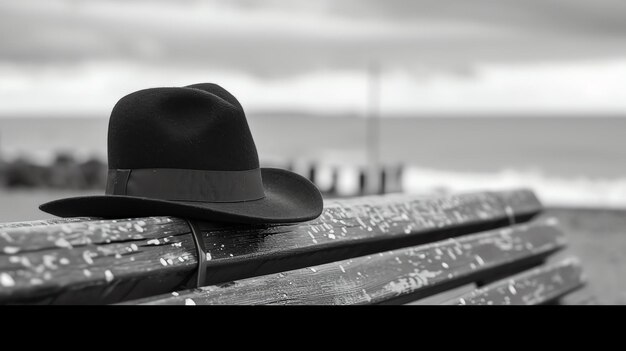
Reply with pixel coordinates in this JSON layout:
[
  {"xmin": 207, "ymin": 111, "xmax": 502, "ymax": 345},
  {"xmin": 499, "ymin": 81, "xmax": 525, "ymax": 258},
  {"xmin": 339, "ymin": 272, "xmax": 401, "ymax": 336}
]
[
  {"xmin": 3, "ymin": 0, "xmax": 626, "ymax": 217},
  {"xmin": 3, "ymin": 0, "xmax": 626, "ymax": 303}
]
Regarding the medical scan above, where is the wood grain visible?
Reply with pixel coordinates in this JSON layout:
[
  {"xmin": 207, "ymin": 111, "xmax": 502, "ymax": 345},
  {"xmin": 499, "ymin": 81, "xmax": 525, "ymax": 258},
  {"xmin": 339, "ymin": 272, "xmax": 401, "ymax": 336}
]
[
  {"xmin": 0, "ymin": 189, "xmax": 542, "ymax": 304},
  {"xmin": 127, "ymin": 219, "xmax": 564, "ymax": 305},
  {"xmin": 0, "ymin": 217, "xmax": 95, "ymax": 230},
  {"xmin": 452, "ymin": 258, "xmax": 584, "ymax": 305}
]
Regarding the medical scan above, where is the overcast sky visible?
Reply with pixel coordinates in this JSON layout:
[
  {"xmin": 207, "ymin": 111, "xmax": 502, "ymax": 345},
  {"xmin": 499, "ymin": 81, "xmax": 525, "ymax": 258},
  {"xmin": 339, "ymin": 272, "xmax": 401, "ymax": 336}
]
[{"xmin": 3, "ymin": 0, "xmax": 626, "ymax": 116}]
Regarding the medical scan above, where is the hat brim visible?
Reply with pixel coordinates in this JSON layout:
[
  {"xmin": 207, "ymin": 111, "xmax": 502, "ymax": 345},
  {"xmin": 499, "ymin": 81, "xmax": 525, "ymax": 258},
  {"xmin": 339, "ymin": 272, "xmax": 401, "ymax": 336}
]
[{"xmin": 39, "ymin": 168, "xmax": 323, "ymax": 224}]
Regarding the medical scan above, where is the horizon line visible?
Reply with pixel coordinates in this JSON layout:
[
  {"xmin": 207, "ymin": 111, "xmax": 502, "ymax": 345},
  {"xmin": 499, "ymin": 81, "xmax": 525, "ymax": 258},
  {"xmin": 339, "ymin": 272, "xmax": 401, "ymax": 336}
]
[{"xmin": 3, "ymin": 110, "xmax": 626, "ymax": 119}]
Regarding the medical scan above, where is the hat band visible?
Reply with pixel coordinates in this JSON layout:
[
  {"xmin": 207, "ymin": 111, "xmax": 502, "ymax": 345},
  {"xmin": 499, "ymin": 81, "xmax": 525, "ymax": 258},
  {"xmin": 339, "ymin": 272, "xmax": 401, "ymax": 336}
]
[{"xmin": 105, "ymin": 168, "xmax": 265, "ymax": 203}]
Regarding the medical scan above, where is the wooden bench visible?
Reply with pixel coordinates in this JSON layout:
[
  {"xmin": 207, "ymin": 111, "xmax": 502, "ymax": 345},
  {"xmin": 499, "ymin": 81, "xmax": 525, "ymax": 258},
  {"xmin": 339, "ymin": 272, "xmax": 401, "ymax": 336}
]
[{"xmin": 0, "ymin": 189, "xmax": 586, "ymax": 305}]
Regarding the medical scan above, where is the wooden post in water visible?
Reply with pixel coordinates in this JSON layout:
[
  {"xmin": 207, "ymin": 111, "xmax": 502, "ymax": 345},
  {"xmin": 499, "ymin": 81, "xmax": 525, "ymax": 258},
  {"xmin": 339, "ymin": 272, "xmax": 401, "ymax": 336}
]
[{"xmin": 365, "ymin": 62, "xmax": 382, "ymax": 195}]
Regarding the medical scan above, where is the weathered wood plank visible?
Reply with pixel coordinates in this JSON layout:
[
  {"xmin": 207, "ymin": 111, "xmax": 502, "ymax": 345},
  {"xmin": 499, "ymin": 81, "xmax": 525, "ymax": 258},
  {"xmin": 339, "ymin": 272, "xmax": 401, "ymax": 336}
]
[
  {"xmin": 452, "ymin": 258, "xmax": 584, "ymax": 305},
  {"xmin": 406, "ymin": 284, "xmax": 476, "ymax": 305},
  {"xmin": 126, "ymin": 219, "xmax": 564, "ymax": 305},
  {"xmin": 0, "ymin": 189, "xmax": 541, "ymax": 304},
  {"xmin": 0, "ymin": 217, "xmax": 195, "ymax": 304},
  {"xmin": 192, "ymin": 189, "xmax": 541, "ymax": 285},
  {"xmin": 0, "ymin": 217, "xmax": 95, "ymax": 230}
]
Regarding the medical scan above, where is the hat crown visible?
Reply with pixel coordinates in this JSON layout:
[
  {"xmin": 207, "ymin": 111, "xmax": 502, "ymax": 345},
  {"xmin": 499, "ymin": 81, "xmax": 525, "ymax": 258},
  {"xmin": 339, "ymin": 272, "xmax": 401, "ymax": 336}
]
[{"xmin": 107, "ymin": 83, "xmax": 259, "ymax": 171}]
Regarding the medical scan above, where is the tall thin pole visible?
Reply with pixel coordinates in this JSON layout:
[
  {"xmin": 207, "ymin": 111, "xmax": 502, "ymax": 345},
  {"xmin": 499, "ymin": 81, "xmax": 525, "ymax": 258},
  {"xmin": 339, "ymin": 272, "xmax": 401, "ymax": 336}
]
[{"xmin": 365, "ymin": 62, "xmax": 381, "ymax": 194}]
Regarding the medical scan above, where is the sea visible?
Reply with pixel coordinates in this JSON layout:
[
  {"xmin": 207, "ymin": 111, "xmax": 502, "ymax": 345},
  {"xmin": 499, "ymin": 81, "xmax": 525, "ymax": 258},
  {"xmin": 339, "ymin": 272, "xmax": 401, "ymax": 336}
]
[{"xmin": 1, "ymin": 114, "xmax": 626, "ymax": 213}]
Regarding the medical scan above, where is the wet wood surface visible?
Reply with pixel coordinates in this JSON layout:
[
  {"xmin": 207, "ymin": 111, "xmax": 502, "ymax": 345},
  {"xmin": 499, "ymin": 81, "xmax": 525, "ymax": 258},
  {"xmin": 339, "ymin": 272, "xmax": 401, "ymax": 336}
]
[
  {"xmin": 452, "ymin": 258, "xmax": 584, "ymax": 305},
  {"xmin": 0, "ymin": 217, "xmax": 95, "ymax": 230},
  {"xmin": 0, "ymin": 189, "xmax": 542, "ymax": 304},
  {"xmin": 127, "ymin": 219, "xmax": 564, "ymax": 305}
]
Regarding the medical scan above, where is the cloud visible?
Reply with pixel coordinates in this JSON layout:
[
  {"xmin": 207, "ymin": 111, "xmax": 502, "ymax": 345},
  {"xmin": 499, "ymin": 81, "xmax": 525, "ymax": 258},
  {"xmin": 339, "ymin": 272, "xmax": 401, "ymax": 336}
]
[
  {"xmin": 3, "ymin": 0, "xmax": 626, "ymax": 75},
  {"xmin": 3, "ymin": 0, "xmax": 626, "ymax": 116},
  {"xmin": 3, "ymin": 58, "xmax": 626, "ymax": 116}
]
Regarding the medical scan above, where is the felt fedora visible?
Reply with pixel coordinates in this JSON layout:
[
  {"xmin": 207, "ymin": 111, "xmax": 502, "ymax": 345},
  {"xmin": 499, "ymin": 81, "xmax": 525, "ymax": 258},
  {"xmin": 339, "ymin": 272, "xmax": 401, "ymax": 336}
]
[{"xmin": 39, "ymin": 83, "xmax": 323, "ymax": 224}]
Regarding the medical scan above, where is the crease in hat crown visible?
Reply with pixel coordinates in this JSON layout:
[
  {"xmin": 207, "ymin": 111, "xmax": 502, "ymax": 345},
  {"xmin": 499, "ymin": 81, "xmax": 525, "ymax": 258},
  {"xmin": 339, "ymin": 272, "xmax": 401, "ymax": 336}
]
[{"xmin": 107, "ymin": 83, "xmax": 260, "ymax": 172}]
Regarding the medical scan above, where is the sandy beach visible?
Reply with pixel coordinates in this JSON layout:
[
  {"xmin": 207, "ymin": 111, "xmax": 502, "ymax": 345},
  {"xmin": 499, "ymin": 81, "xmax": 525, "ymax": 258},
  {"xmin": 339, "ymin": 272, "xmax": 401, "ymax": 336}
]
[{"xmin": 541, "ymin": 208, "xmax": 626, "ymax": 304}]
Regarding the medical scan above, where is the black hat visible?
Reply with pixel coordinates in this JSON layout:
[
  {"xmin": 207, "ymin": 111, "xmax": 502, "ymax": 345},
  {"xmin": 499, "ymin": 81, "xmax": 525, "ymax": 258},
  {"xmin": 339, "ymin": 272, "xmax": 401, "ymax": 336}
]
[{"xmin": 39, "ymin": 83, "xmax": 323, "ymax": 224}]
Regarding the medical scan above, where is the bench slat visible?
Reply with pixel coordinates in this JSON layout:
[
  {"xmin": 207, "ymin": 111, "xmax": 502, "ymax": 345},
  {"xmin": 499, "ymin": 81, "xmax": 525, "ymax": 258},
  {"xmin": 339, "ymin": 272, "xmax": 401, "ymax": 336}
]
[
  {"xmin": 452, "ymin": 258, "xmax": 584, "ymax": 305},
  {"xmin": 0, "ymin": 189, "xmax": 540, "ymax": 304},
  {"xmin": 0, "ymin": 217, "xmax": 96, "ymax": 230},
  {"xmin": 127, "ymin": 219, "xmax": 564, "ymax": 305}
]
